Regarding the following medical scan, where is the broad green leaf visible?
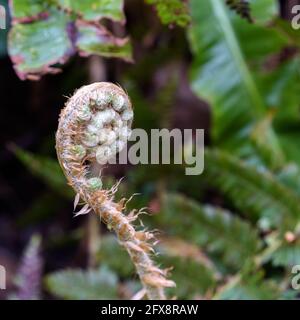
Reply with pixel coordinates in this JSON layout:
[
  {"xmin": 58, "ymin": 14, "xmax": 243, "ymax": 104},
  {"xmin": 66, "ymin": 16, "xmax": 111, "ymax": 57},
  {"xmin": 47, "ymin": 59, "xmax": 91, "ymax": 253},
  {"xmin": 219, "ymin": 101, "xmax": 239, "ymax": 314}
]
[
  {"xmin": 188, "ymin": 0, "xmax": 288, "ymax": 159},
  {"xmin": 263, "ymin": 59, "xmax": 300, "ymax": 125},
  {"xmin": 8, "ymin": 9, "xmax": 73, "ymax": 80},
  {"xmin": 76, "ymin": 23, "xmax": 132, "ymax": 62},
  {"xmin": 56, "ymin": 0, "xmax": 126, "ymax": 23},
  {"xmin": 45, "ymin": 266, "xmax": 118, "ymax": 299},
  {"xmin": 8, "ymin": 2, "xmax": 132, "ymax": 79},
  {"xmin": 145, "ymin": 0, "xmax": 190, "ymax": 27},
  {"xmin": 152, "ymin": 193, "xmax": 261, "ymax": 270}
]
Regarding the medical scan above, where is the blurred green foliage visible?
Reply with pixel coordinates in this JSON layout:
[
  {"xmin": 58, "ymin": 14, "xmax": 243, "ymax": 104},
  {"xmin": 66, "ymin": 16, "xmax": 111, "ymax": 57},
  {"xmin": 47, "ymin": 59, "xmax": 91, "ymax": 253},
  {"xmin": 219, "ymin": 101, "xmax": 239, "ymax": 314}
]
[
  {"xmin": 145, "ymin": 0, "xmax": 190, "ymax": 27},
  {"xmin": 152, "ymin": 192, "xmax": 262, "ymax": 271},
  {"xmin": 45, "ymin": 266, "xmax": 118, "ymax": 299}
]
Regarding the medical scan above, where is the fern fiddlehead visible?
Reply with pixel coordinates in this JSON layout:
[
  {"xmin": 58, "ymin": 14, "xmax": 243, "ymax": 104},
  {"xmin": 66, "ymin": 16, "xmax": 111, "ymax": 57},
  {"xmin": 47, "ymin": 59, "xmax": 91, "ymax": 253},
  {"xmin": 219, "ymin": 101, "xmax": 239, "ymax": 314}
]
[{"xmin": 56, "ymin": 82, "xmax": 175, "ymax": 300}]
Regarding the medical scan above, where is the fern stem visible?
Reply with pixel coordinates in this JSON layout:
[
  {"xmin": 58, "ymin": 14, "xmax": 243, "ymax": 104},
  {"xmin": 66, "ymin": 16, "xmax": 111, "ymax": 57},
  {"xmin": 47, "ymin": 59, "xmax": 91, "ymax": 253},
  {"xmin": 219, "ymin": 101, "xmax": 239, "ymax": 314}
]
[{"xmin": 55, "ymin": 82, "xmax": 175, "ymax": 300}]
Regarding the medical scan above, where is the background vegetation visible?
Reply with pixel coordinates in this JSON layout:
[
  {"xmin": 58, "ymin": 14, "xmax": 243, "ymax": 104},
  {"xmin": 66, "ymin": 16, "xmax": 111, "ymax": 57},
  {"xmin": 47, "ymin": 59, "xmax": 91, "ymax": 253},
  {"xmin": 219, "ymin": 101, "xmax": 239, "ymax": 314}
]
[{"xmin": 1, "ymin": 0, "xmax": 300, "ymax": 299}]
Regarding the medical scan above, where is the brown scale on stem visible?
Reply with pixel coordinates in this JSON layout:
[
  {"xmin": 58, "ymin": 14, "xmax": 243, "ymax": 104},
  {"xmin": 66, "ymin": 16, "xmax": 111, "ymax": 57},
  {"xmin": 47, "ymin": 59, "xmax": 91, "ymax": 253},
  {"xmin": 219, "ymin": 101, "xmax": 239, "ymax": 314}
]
[{"xmin": 55, "ymin": 82, "xmax": 175, "ymax": 300}]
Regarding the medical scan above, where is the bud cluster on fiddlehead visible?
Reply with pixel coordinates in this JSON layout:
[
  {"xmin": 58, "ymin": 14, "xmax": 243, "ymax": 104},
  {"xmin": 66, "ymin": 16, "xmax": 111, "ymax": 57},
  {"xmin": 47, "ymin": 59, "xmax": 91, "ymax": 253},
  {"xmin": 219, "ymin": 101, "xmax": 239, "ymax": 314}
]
[{"xmin": 56, "ymin": 82, "xmax": 175, "ymax": 300}]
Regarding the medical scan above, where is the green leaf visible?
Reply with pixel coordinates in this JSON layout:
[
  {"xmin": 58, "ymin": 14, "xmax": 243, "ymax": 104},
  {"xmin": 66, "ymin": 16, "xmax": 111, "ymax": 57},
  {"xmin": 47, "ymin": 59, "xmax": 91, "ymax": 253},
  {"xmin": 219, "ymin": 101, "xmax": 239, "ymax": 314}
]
[
  {"xmin": 145, "ymin": 0, "xmax": 190, "ymax": 27},
  {"xmin": 188, "ymin": 0, "xmax": 288, "ymax": 159},
  {"xmin": 56, "ymin": 0, "xmax": 126, "ymax": 23},
  {"xmin": 8, "ymin": 2, "xmax": 132, "ymax": 79},
  {"xmin": 190, "ymin": 2, "xmax": 300, "ymax": 172},
  {"xmin": 45, "ymin": 266, "xmax": 118, "ymax": 299},
  {"xmin": 76, "ymin": 22, "xmax": 132, "ymax": 62},
  {"xmin": 204, "ymin": 149, "xmax": 300, "ymax": 230},
  {"xmin": 153, "ymin": 193, "xmax": 261, "ymax": 270},
  {"xmin": 8, "ymin": 9, "xmax": 74, "ymax": 80},
  {"xmin": 263, "ymin": 59, "xmax": 300, "ymax": 126},
  {"xmin": 13, "ymin": 146, "xmax": 73, "ymax": 198}
]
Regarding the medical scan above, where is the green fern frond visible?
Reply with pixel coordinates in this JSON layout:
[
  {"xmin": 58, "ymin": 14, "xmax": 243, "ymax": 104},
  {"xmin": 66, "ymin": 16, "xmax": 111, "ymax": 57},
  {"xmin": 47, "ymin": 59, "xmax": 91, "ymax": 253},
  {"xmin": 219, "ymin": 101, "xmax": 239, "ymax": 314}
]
[
  {"xmin": 271, "ymin": 242, "xmax": 300, "ymax": 267},
  {"xmin": 225, "ymin": 0, "xmax": 253, "ymax": 22},
  {"xmin": 204, "ymin": 149, "xmax": 300, "ymax": 230},
  {"xmin": 214, "ymin": 272, "xmax": 280, "ymax": 299},
  {"xmin": 152, "ymin": 193, "xmax": 261, "ymax": 270},
  {"xmin": 164, "ymin": 255, "xmax": 217, "ymax": 298}
]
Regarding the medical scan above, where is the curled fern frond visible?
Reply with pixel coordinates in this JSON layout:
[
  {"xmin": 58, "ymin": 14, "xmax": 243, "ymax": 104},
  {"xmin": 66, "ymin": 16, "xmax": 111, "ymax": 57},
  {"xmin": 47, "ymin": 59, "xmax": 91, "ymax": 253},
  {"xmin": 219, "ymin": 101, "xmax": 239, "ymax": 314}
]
[{"xmin": 55, "ymin": 82, "xmax": 175, "ymax": 300}]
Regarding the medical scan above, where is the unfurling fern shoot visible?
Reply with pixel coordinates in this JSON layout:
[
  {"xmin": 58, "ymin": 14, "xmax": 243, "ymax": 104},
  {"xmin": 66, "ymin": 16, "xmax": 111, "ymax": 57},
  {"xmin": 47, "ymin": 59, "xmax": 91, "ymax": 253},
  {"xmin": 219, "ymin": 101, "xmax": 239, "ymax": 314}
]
[{"xmin": 56, "ymin": 82, "xmax": 175, "ymax": 300}]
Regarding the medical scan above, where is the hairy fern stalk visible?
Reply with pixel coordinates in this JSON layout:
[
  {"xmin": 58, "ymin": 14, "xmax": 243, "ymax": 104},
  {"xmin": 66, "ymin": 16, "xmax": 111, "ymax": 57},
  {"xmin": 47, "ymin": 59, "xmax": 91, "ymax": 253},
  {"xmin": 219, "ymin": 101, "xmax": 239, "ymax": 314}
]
[{"xmin": 55, "ymin": 82, "xmax": 175, "ymax": 300}]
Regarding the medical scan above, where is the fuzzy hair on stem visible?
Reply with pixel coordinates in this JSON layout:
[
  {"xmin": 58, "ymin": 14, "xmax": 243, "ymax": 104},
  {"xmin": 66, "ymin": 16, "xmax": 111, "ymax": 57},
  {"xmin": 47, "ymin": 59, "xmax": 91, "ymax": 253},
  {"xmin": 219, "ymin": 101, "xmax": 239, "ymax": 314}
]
[{"xmin": 55, "ymin": 82, "xmax": 175, "ymax": 300}]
